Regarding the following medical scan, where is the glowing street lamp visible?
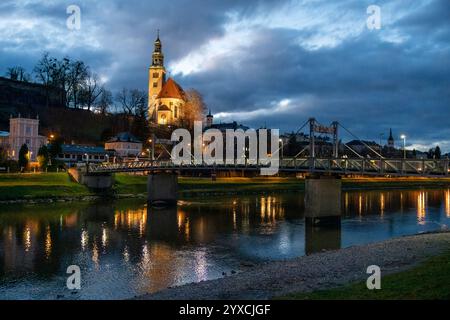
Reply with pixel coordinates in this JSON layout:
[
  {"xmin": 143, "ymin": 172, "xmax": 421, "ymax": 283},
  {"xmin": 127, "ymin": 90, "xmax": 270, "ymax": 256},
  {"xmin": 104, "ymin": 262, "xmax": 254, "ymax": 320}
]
[{"xmin": 400, "ymin": 135, "xmax": 406, "ymax": 159}]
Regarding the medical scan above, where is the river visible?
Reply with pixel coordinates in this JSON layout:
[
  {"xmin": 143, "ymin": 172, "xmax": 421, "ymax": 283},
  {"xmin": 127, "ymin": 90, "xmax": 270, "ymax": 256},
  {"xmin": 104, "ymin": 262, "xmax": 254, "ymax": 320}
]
[{"xmin": 1, "ymin": 188, "xmax": 449, "ymax": 299}]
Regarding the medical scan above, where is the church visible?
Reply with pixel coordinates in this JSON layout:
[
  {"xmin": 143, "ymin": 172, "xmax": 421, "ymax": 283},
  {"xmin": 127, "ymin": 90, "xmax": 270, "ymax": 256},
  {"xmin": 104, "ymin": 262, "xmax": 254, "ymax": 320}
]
[{"xmin": 148, "ymin": 33, "xmax": 186, "ymax": 126}]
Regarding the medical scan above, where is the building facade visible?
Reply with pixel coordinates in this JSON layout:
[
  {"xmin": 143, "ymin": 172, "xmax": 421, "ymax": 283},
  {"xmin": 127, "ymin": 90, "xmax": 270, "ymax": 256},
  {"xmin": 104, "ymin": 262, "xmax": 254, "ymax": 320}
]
[
  {"xmin": 148, "ymin": 33, "xmax": 186, "ymax": 126},
  {"xmin": 105, "ymin": 132, "xmax": 143, "ymax": 158},
  {"xmin": 53, "ymin": 144, "xmax": 110, "ymax": 166},
  {"xmin": 0, "ymin": 115, "xmax": 47, "ymax": 161}
]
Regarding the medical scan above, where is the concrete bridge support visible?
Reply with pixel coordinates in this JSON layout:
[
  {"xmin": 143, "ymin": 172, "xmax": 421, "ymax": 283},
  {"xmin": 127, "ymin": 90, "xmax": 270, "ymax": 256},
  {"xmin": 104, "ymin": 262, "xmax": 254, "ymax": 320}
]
[
  {"xmin": 304, "ymin": 175, "xmax": 341, "ymax": 226},
  {"xmin": 147, "ymin": 172, "xmax": 178, "ymax": 206}
]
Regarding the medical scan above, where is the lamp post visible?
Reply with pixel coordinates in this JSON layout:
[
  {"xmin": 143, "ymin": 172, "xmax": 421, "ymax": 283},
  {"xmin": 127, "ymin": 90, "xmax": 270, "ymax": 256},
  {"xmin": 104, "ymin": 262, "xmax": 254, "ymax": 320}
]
[
  {"xmin": 85, "ymin": 153, "xmax": 89, "ymax": 173},
  {"xmin": 279, "ymin": 139, "xmax": 284, "ymax": 161},
  {"xmin": 400, "ymin": 135, "xmax": 406, "ymax": 159},
  {"xmin": 148, "ymin": 138, "xmax": 154, "ymax": 161}
]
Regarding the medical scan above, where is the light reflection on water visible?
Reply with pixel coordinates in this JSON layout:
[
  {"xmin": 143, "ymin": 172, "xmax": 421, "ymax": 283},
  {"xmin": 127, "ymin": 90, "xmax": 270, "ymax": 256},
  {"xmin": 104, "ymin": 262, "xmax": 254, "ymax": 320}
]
[{"xmin": 0, "ymin": 189, "xmax": 450, "ymax": 299}]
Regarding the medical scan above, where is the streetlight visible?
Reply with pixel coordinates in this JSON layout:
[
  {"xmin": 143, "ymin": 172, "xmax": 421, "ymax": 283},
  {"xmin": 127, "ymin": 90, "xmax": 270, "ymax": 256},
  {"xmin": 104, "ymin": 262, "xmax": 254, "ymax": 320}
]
[
  {"xmin": 279, "ymin": 139, "xmax": 284, "ymax": 161},
  {"xmin": 400, "ymin": 135, "xmax": 406, "ymax": 159}
]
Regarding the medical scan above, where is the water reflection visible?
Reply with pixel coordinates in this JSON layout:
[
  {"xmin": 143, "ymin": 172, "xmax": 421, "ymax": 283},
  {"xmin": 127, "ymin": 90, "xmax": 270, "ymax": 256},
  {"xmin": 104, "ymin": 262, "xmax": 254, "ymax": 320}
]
[
  {"xmin": 1, "ymin": 188, "xmax": 450, "ymax": 299},
  {"xmin": 305, "ymin": 223, "xmax": 341, "ymax": 255}
]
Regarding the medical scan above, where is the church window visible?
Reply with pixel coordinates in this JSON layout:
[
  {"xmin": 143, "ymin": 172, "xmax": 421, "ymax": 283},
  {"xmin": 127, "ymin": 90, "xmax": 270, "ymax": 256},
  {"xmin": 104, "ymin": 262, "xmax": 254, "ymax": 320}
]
[
  {"xmin": 153, "ymin": 82, "xmax": 158, "ymax": 88},
  {"xmin": 153, "ymin": 73, "xmax": 159, "ymax": 78},
  {"xmin": 174, "ymin": 106, "xmax": 178, "ymax": 118}
]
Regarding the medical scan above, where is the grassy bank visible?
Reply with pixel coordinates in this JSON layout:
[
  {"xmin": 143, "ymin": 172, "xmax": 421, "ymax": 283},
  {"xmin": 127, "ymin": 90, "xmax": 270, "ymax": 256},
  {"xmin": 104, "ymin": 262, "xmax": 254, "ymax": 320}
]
[
  {"xmin": 1, "ymin": 173, "xmax": 450, "ymax": 201},
  {"xmin": 283, "ymin": 250, "xmax": 450, "ymax": 300},
  {"xmin": 0, "ymin": 173, "xmax": 90, "ymax": 200}
]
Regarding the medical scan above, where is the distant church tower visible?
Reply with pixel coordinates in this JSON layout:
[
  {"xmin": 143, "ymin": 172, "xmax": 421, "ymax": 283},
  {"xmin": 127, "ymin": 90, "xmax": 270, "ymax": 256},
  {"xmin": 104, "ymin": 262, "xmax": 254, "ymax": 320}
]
[
  {"xmin": 206, "ymin": 109, "xmax": 213, "ymax": 127},
  {"xmin": 148, "ymin": 31, "xmax": 166, "ymax": 122},
  {"xmin": 387, "ymin": 128, "xmax": 395, "ymax": 148}
]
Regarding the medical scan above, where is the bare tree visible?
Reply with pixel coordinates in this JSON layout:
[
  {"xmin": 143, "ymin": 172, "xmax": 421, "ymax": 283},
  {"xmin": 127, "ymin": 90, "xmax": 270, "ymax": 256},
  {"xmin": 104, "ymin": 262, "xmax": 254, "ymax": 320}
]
[
  {"xmin": 115, "ymin": 88, "xmax": 147, "ymax": 115},
  {"xmin": 79, "ymin": 72, "xmax": 102, "ymax": 111},
  {"xmin": 95, "ymin": 87, "xmax": 113, "ymax": 115},
  {"xmin": 33, "ymin": 53, "xmax": 73, "ymax": 107},
  {"xmin": 67, "ymin": 60, "xmax": 88, "ymax": 109},
  {"xmin": 183, "ymin": 89, "xmax": 207, "ymax": 128},
  {"xmin": 6, "ymin": 66, "xmax": 30, "ymax": 82}
]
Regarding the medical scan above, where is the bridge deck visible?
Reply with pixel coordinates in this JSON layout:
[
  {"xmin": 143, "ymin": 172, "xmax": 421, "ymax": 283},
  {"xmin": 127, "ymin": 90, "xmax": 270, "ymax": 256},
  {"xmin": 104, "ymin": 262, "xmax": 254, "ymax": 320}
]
[{"xmin": 89, "ymin": 158, "xmax": 450, "ymax": 178}]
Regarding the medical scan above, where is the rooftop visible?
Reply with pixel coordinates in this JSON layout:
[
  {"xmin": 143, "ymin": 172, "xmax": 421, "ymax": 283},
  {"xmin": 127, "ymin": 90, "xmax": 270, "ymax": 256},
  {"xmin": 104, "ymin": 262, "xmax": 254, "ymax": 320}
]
[
  {"xmin": 206, "ymin": 121, "xmax": 250, "ymax": 131},
  {"xmin": 107, "ymin": 132, "xmax": 142, "ymax": 143},
  {"xmin": 156, "ymin": 78, "xmax": 186, "ymax": 100},
  {"xmin": 57, "ymin": 144, "xmax": 107, "ymax": 154}
]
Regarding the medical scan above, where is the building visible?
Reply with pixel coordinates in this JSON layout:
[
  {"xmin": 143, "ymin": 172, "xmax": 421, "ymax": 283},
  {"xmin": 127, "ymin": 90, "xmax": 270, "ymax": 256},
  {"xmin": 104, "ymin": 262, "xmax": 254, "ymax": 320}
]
[
  {"xmin": 148, "ymin": 33, "xmax": 187, "ymax": 126},
  {"xmin": 53, "ymin": 144, "xmax": 110, "ymax": 166},
  {"xmin": 104, "ymin": 132, "xmax": 143, "ymax": 158},
  {"xmin": 0, "ymin": 115, "xmax": 47, "ymax": 161},
  {"xmin": 203, "ymin": 112, "xmax": 250, "ymax": 132}
]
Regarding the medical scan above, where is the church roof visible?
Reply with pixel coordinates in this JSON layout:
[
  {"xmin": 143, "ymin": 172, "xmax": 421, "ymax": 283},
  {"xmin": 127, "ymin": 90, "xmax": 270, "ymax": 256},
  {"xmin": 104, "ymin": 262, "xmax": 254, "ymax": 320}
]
[{"xmin": 157, "ymin": 78, "xmax": 186, "ymax": 100}]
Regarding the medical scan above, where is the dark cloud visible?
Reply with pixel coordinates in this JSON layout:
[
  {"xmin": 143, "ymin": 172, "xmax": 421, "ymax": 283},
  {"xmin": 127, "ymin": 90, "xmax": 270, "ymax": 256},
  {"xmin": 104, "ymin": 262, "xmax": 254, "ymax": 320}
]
[{"xmin": 0, "ymin": 0, "xmax": 449, "ymax": 151}]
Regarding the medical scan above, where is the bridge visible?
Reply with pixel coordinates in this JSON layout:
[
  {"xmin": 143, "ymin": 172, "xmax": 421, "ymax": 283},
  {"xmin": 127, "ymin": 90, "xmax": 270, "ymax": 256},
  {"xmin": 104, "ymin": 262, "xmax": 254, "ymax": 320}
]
[
  {"xmin": 82, "ymin": 118, "xmax": 449, "ymax": 227},
  {"xmin": 89, "ymin": 157, "xmax": 450, "ymax": 177}
]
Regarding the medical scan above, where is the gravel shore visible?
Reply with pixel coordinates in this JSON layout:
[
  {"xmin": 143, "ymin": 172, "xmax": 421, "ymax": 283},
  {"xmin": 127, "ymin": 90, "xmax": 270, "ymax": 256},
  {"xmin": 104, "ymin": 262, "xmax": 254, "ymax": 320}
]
[{"xmin": 136, "ymin": 231, "xmax": 450, "ymax": 300}]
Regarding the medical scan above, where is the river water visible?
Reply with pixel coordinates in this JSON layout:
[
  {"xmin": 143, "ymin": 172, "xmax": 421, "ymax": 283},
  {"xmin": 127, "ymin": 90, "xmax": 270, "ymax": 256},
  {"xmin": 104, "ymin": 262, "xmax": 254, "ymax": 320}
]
[{"xmin": 1, "ymin": 188, "xmax": 449, "ymax": 299}]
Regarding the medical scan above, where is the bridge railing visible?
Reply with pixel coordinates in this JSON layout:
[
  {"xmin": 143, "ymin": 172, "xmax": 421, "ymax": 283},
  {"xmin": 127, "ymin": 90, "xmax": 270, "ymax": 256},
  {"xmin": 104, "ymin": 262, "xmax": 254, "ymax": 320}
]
[{"xmin": 89, "ymin": 157, "xmax": 450, "ymax": 177}]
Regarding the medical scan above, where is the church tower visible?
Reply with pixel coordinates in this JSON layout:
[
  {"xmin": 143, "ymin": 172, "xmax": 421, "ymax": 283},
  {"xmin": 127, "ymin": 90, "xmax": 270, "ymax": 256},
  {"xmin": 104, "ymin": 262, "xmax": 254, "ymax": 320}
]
[
  {"xmin": 387, "ymin": 128, "xmax": 395, "ymax": 148},
  {"xmin": 148, "ymin": 31, "xmax": 166, "ymax": 122}
]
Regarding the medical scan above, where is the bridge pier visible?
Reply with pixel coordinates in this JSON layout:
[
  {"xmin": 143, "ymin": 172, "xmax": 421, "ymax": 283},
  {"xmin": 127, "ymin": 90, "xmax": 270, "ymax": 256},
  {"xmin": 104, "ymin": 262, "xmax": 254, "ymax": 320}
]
[
  {"xmin": 304, "ymin": 175, "xmax": 341, "ymax": 226},
  {"xmin": 147, "ymin": 172, "xmax": 178, "ymax": 206}
]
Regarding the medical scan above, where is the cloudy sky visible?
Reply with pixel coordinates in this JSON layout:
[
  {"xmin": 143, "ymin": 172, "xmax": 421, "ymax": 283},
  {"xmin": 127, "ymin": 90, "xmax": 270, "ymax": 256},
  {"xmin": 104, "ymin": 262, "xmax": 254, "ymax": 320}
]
[{"xmin": 1, "ymin": 0, "xmax": 449, "ymax": 151}]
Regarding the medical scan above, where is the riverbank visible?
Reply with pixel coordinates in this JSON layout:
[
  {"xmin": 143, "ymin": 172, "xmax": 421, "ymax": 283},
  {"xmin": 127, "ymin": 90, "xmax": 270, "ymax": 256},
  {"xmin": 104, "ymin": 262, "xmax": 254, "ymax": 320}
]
[
  {"xmin": 135, "ymin": 231, "xmax": 450, "ymax": 300},
  {"xmin": 1, "ymin": 173, "xmax": 450, "ymax": 203}
]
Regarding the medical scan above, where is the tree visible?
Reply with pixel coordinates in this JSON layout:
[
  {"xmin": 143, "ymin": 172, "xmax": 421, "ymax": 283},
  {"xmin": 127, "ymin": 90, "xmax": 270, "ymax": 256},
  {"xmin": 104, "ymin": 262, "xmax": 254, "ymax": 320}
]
[
  {"xmin": 6, "ymin": 66, "xmax": 30, "ymax": 82},
  {"xmin": 79, "ymin": 71, "xmax": 102, "ymax": 111},
  {"xmin": 34, "ymin": 53, "xmax": 71, "ymax": 107},
  {"xmin": 67, "ymin": 60, "xmax": 88, "ymax": 109},
  {"xmin": 95, "ymin": 87, "xmax": 113, "ymax": 114},
  {"xmin": 0, "ymin": 146, "xmax": 7, "ymax": 164},
  {"xmin": 37, "ymin": 145, "xmax": 50, "ymax": 170},
  {"xmin": 18, "ymin": 144, "xmax": 29, "ymax": 171},
  {"xmin": 48, "ymin": 137, "xmax": 63, "ymax": 162},
  {"xmin": 183, "ymin": 89, "xmax": 207, "ymax": 128},
  {"xmin": 115, "ymin": 88, "xmax": 147, "ymax": 115},
  {"xmin": 435, "ymin": 145, "xmax": 441, "ymax": 159},
  {"xmin": 34, "ymin": 53, "xmax": 89, "ymax": 109}
]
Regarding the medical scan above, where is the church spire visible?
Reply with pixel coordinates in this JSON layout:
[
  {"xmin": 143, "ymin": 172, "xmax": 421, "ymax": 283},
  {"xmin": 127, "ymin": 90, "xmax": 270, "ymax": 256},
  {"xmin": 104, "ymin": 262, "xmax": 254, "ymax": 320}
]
[{"xmin": 152, "ymin": 30, "xmax": 164, "ymax": 67}]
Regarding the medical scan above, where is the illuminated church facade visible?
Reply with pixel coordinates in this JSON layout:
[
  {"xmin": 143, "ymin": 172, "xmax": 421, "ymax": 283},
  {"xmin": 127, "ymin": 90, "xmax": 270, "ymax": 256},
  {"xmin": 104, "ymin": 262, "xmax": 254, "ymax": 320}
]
[{"xmin": 148, "ymin": 34, "xmax": 186, "ymax": 125}]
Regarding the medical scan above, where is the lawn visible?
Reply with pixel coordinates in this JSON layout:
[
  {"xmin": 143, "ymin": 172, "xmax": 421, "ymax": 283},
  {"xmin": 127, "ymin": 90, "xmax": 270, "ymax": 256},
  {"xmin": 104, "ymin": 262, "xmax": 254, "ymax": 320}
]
[
  {"xmin": 282, "ymin": 250, "xmax": 450, "ymax": 300},
  {"xmin": 0, "ymin": 173, "xmax": 90, "ymax": 200}
]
